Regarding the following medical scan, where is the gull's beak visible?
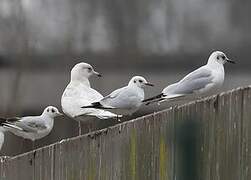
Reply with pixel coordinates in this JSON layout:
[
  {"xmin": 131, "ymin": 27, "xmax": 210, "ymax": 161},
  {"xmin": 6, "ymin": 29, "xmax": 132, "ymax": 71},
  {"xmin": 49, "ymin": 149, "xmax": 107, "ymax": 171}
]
[
  {"xmin": 226, "ymin": 58, "xmax": 235, "ymax": 64},
  {"xmin": 144, "ymin": 82, "xmax": 154, "ymax": 87},
  {"xmin": 57, "ymin": 112, "xmax": 64, "ymax": 116},
  {"xmin": 93, "ymin": 70, "xmax": 102, "ymax": 77}
]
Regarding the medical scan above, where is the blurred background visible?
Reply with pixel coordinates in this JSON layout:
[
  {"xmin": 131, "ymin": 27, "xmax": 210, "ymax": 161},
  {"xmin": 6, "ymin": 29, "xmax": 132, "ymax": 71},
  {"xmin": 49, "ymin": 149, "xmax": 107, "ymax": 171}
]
[{"xmin": 0, "ymin": 0, "xmax": 251, "ymax": 155}]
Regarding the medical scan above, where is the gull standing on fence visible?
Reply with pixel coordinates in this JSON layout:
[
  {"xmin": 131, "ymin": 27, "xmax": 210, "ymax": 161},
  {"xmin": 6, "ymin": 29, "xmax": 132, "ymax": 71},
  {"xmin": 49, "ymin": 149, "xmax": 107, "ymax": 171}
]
[
  {"xmin": 143, "ymin": 51, "xmax": 235, "ymax": 105},
  {"xmin": 61, "ymin": 62, "xmax": 120, "ymax": 134},
  {"xmin": 1, "ymin": 106, "xmax": 62, "ymax": 149},
  {"xmin": 82, "ymin": 76, "xmax": 154, "ymax": 116}
]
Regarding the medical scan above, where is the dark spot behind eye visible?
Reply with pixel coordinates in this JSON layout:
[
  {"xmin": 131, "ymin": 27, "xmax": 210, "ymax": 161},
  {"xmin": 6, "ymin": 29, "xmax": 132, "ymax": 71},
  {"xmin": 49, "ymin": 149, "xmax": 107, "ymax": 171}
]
[
  {"xmin": 47, "ymin": 109, "xmax": 49, "ymax": 112},
  {"xmin": 52, "ymin": 109, "xmax": 55, "ymax": 113},
  {"xmin": 134, "ymin": 80, "xmax": 136, "ymax": 83},
  {"xmin": 217, "ymin": 56, "xmax": 219, "ymax": 60}
]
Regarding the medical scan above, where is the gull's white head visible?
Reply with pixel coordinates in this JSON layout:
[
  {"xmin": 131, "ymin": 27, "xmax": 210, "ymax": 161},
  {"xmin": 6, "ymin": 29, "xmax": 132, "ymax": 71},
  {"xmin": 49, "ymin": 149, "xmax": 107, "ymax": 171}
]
[
  {"xmin": 71, "ymin": 62, "xmax": 101, "ymax": 81},
  {"xmin": 128, "ymin": 76, "xmax": 154, "ymax": 88},
  {"xmin": 42, "ymin": 106, "xmax": 63, "ymax": 118},
  {"xmin": 208, "ymin": 51, "xmax": 235, "ymax": 65}
]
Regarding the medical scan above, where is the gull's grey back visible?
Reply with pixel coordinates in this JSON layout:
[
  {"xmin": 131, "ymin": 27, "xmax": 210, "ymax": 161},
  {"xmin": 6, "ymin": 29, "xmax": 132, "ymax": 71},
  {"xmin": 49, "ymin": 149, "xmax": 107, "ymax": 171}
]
[
  {"xmin": 163, "ymin": 66, "xmax": 214, "ymax": 95},
  {"xmin": 101, "ymin": 86, "xmax": 144, "ymax": 109}
]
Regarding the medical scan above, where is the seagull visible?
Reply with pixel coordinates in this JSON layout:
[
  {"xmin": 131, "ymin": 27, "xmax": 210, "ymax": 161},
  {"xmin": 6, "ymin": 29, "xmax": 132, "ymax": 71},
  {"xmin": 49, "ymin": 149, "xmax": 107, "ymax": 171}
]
[
  {"xmin": 143, "ymin": 51, "xmax": 235, "ymax": 105},
  {"xmin": 82, "ymin": 76, "xmax": 154, "ymax": 116},
  {"xmin": 61, "ymin": 62, "xmax": 120, "ymax": 134},
  {"xmin": 1, "ymin": 106, "xmax": 62, "ymax": 149}
]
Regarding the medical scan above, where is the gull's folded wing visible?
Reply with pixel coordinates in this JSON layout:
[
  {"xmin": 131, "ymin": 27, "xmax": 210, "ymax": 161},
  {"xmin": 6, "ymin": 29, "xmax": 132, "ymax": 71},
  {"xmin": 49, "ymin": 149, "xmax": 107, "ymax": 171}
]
[
  {"xmin": 3, "ymin": 120, "xmax": 42, "ymax": 133},
  {"xmin": 173, "ymin": 67, "xmax": 213, "ymax": 94}
]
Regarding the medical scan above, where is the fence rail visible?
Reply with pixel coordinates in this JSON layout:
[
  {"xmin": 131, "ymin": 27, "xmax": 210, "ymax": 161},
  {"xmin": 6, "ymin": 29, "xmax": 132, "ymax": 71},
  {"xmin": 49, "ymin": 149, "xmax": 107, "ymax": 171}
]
[{"xmin": 0, "ymin": 86, "xmax": 251, "ymax": 180}]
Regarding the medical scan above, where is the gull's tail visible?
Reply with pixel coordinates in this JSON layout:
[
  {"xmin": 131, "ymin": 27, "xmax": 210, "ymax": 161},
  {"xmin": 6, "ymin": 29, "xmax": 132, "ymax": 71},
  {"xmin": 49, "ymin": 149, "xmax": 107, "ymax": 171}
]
[
  {"xmin": 142, "ymin": 93, "xmax": 164, "ymax": 103},
  {"xmin": 75, "ymin": 111, "xmax": 122, "ymax": 120},
  {"xmin": 81, "ymin": 102, "xmax": 101, "ymax": 108},
  {"xmin": 0, "ymin": 118, "xmax": 7, "ymax": 125},
  {"xmin": 0, "ymin": 117, "xmax": 24, "ymax": 132},
  {"xmin": 2, "ymin": 122, "xmax": 23, "ymax": 131},
  {"xmin": 0, "ymin": 117, "xmax": 20, "ymax": 125},
  {"xmin": 158, "ymin": 94, "xmax": 185, "ymax": 103},
  {"xmin": 0, "ymin": 118, "xmax": 8, "ymax": 132},
  {"xmin": 81, "ymin": 102, "xmax": 115, "ymax": 110},
  {"xmin": 143, "ymin": 93, "xmax": 185, "ymax": 105},
  {"xmin": 142, "ymin": 93, "xmax": 165, "ymax": 105}
]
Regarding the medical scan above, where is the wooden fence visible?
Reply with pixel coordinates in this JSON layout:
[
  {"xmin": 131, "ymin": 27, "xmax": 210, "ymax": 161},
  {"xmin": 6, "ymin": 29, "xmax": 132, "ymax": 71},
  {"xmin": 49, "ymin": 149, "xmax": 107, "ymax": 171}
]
[{"xmin": 0, "ymin": 86, "xmax": 251, "ymax": 180}]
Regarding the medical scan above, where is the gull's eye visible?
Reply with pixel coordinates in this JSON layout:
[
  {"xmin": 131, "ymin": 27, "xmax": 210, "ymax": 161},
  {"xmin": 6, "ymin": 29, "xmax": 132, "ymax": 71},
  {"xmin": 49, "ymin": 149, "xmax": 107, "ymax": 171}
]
[
  {"xmin": 87, "ymin": 67, "xmax": 92, "ymax": 72},
  {"xmin": 51, "ymin": 109, "xmax": 55, "ymax": 113},
  {"xmin": 222, "ymin": 56, "xmax": 226, "ymax": 60},
  {"xmin": 139, "ymin": 80, "xmax": 143, "ymax": 83}
]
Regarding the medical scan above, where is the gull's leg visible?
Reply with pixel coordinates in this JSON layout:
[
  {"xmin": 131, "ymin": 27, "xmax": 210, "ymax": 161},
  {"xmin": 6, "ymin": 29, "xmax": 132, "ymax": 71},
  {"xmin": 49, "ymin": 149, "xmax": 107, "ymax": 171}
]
[
  {"xmin": 117, "ymin": 115, "xmax": 121, "ymax": 122},
  {"xmin": 78, "ymin": 121, "xmax": 82, "ymax": 136}
]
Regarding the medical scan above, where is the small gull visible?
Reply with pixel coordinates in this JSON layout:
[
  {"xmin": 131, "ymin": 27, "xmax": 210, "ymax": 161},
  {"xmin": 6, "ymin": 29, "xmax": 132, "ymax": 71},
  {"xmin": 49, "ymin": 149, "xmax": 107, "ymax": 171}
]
[
  {"xmin": 2, "ymin": 106, "xmax": 62, "ymax": 148},
  {"xmin": 143, "ymin": 51, "xmax": 235, "ymax": 105},
  {"xmin": 61, "ymin": 62, "xmax": 120, "ymax": 134},
  {"xmin": 82, "ymin": 76, "xmax": 154, "ymax": 116}
]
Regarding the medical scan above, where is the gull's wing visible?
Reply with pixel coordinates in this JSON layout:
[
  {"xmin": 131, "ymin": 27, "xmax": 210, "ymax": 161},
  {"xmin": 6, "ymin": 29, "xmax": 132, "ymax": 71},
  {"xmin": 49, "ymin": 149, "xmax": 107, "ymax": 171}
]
[
  {"xmin": 81, "ymin": 87, "xmax": 127, "ymax": 109},
  {"xmin": 163, "ymin": 66, "xmax": 214, "ymax": 95},
  {"xmin": 83, "ymin": 86, "xmax": 140, "ymax": 110},
  {"xmin": 3, "ymin": 122, "xmax": 38, "ymax": 133},
  {"xmin": 143, "ymin": 66, "xmax": 213, "ymax": 105},
  {"xmin": 62, "ymin": 83, "xmax": 119, "ymax": 119},
  {"xmin": 81, "ymin": 87, "xmax": 104, "ymax": 102},
  {"xmin": 3, "ymin": 117, "xmax": 46, "ymax": 133},
  {"xmin": 62, "ymin": 83, "xmax": 104, "ymax": 102},
  {"xmin": 100, "ymin": 86, "xmax": 142, "ymax": 110},
  {"xmin": 23, "ymin": 121, "xmax": 46, "ymax": 131},
  {"xmin": 100, "ymin": 87, "xmax": 127, "ymax": 107},
  {"xmin": 64, "ymin": 97, "xmax": 119, "ymax": 119}
]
